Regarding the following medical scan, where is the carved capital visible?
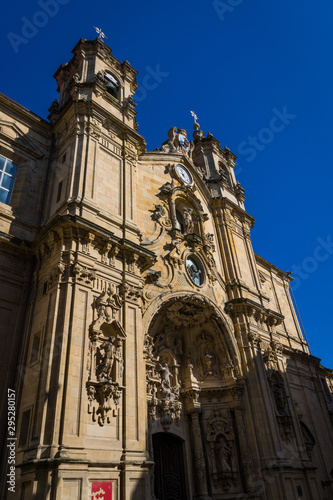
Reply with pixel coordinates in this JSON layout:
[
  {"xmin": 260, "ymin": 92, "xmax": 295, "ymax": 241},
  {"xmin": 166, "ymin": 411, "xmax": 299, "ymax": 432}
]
[
  {"xmin": 73, "ymin": 263, "xmax": 96, "ymax": 286},
  {"xmin": 82, "ymin": 232, "xmax": 95, "ymax": 254}
]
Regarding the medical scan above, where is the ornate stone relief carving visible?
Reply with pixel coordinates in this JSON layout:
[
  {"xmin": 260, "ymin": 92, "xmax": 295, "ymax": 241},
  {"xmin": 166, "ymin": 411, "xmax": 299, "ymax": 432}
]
[
  {"xmin": 158, "ymin": 127, "xmax": 194, "ymax": 157},
  {"xmin": 166, "ymin": 301, "xmax": 213, "ymax": 327},
  {"xmin": 234, "ymin": 181, "xmax": 246, "ymax": 203},
  {"xmin": 141, "ymin": 204, "xmax": 172, "ymax": 247},
  {"xmin": 195, "ymin": 331, "xmax": 223, "ymax": 380},
  {"xmin": 86, "ymin": 285, "xmax": 125, "ymax": 426},
  {"xmin": 122, "ymin": 95, "xmax": 137, "ymax": 119},
  {"xmin": 82, "ymin": 232, "xmax": 95, "ymax": 254},
  {"xmin": 206, "ymin": 409, "xmax": 237, "ymax": 491},
  {"xmin": 262, "ymin": 340, "xmax": 283, "ymax": 371},
  {"xmin": 267, "ymin": 370, "xmax": 294, "ymax": 443},
  {"xmin": 147, "ymin": 349, "xmax": 182, "ymax": 432},
  {"xmin": 73, "ymin": 263, "xmax": 96, "ymax": 287},
  {"xmin": 263, "ymin": 345, "xmax": 279, "ymax": 371},
  {"xmin": 225, "ymin": 298, "xmax": 284, "ymax": 334},
  {"xmin": 120, "ymin": 282, "xmax": 142, "ymax": 305},
  {"xmin": 145, "ymin": 179, "xmax": 219, "ymax": 287},
  {"xmin": 127, "ymin": 253, "xmax": 139, "ymax": 274},
  {"xmin": 49, "ymin": 260, "xmax": 66, "ymax": 287}
]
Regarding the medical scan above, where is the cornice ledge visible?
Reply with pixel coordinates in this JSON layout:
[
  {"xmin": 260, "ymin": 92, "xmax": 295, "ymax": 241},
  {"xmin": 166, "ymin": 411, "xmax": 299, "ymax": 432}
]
[
  {"xmin": 212, "ymin": 196, "xmax": 255, "ymax": 224},
  {"xmin": 0, "ymin": 230, "xmax": 33, "ymax": 251},
  {"xmin": 225, "ymin": 297, "xmax": 284, "ymax": 324},
  {"xmin": 282, "ymin": 347, "xmax": 323, "ymax": 366},
  {"xmin": 33, "ymin": 214, "xmax": 156, "ymax": 271}
]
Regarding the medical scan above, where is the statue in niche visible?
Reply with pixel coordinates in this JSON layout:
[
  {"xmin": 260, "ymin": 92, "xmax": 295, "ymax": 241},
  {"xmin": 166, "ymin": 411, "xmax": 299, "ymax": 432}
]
[
  {"xmin": 97, "ymin": 336, "xmax": 116, "ymax": 381},
  {"xmin": 199, "ymin": 348, "xmax": 217, "ymax": 378},
  {"xmin": 156, "ymin": 360, "xmax": 179, "ymax": 401},
  {"xmin": 214, "ymin": 435, "xmax": 232, "ymax": 473},
  {"xmin": 203, "ymin": 353, "xmax": 214, "ymax": 376},
  {"xmin": 160, "ymin": 361, "xmax": 173, "ymax": 388},
  {"xmin": 195, "ymin": 331, "xmax": 222, "ymax": 380},
  {"xmin": 207, "ymin": 409, "xmax": 236, "ymax": 490},
  {"xmin": 183, "ymin": 208, "xmax": 194, "ymax": 234}
]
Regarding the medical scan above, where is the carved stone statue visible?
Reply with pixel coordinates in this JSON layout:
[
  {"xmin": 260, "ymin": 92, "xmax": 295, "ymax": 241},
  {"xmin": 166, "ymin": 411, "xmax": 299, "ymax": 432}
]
[
  {"xmin": 160, "ymin": 127, "xmax": 194, "ymax": 157},
  {"xmin": 183, "ymin": 208, "xmax": 194, "ymax": 234},
  {"xmin": 203, "ymin": 352, "xmax": 214, "ymax": 376},
  {"xmin": 97, "ymin": 336, "xmax": 116, "ymax": 381},
  {"xmin": 160, "ymin": 361, "xmax": 173, "ymax": 388},
  {"xmin": 156, "ymin": 360, "xmax": 180, "ymax": 402},
  {"xmin": 214, "ymin": 435, "xmax": 232, "ymax": 473}
]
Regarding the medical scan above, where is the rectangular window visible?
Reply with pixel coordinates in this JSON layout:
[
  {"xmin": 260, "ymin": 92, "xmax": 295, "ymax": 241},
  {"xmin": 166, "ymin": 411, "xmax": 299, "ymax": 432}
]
[
  {"xmin": 30, "ymin": 331, "xmax": 41, "ymax": 365},
  {"xmin": 0, "ymin": 156, "xmax": 18, "ymax": 205},
  {"xmin": 21, "ymin": 482, "xmax": 32, "ymax": 500},
  {"xmin": 320, "ymin": 377, "xmax": 331, "ymax": 402},
  {"xmin": 56, "ymin": 181, "xmax": 63, "ymax": 202},
  {"xmin": 19, "ymin": 409, "xmax": 31, "ymax": 447}
]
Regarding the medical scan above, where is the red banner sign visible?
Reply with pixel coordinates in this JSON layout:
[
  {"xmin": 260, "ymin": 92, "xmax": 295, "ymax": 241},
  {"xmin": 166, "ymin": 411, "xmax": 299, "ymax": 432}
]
[{"xmin": 91, "ymin": 482, "xmax": 112, "ymax": 500}]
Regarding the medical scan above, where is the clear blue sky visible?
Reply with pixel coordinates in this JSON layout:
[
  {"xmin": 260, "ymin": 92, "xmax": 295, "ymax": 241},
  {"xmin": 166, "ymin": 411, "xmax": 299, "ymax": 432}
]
[{"xmin": 1, "ymin": 0, "xmax": 332, "ymax": 367}]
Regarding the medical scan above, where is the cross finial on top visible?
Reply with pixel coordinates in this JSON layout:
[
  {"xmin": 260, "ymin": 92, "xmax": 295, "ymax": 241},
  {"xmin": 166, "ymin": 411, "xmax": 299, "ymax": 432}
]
[
  {"xmin": 190, "ymin": 110, "xmax": 198, "ymax": 124},
  {"xmin": 93, "ymin": 27, "xmax": 107, "ymax": 39}
]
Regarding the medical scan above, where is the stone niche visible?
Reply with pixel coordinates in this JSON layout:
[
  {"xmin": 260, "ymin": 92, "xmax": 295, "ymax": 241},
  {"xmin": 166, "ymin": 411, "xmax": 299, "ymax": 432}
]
[{"xmin": 86, "ymin": 286, "xmax": 126, "ymax": 426}]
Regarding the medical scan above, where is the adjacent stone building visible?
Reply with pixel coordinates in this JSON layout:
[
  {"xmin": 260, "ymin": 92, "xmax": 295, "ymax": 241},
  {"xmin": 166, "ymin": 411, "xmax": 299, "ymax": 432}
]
[{"xmin": 0, "ymin": 37, "xmax": 332, "ymax": 500}]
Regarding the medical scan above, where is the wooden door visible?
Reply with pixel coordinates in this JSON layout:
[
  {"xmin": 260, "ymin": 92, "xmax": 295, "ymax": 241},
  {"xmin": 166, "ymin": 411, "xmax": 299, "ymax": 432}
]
[{"xmin": 153, "ymin": 433, "xmax": 188, "ymax": 500}]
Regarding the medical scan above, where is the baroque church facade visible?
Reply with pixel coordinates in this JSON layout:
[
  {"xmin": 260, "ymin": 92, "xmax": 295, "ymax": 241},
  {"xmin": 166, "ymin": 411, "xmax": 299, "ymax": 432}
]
[{"xmin": 0, "ymin": 37, "xmax": 332, "ymax": 500}]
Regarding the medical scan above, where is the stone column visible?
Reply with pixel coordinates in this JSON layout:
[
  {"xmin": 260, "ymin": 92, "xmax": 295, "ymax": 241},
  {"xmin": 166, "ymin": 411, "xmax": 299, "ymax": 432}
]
[
  {"xmin": 183, "ymin": 386, "xmax": 210, "ymax": 499},
  {"xmin": 229, "ymin": 387, "xmax": 261, "ymax": 496},
  {"xmin": 189, "ymin": 411, "xmax": 209, "ymax": 498}
]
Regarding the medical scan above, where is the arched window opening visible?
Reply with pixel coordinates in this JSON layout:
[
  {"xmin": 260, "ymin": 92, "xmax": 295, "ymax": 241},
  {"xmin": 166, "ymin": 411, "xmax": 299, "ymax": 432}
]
[
  {"xmin": 176, "ymin": 209, "xmax": 184, "ymax": 233},
  {"xmin": 104, "ymin": 72, "xmax": 120, "ymax": 100},
  {"xmin": 218, "ymin": 161, "xmax": 231, "ymax": 186}
]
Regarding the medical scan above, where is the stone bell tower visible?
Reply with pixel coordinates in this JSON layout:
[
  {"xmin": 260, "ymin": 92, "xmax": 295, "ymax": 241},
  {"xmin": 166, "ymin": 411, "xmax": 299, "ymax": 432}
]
[
  {"xmin": 15, "ymin": 38, "xmax": 155, "ymax": 499},
  {"xmin": 47, "ymin": 37, "xmax": 144, "ymax": 242}
]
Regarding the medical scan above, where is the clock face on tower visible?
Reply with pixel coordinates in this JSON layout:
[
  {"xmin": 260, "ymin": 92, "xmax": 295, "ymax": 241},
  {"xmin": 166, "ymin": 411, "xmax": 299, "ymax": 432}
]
[{"xmin": 175, "ymin": 164, "xmax": 193, "ymax": 185}]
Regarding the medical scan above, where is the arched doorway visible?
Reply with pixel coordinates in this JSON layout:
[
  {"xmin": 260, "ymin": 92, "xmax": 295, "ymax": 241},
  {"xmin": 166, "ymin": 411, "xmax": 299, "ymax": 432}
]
[
  {"xmin": 153, "ymin": 433, "xmax": 188, "ymax": 500},
  {"xmin": 144, "ymin": 294, "xmax": 244, "ymax": 498}
]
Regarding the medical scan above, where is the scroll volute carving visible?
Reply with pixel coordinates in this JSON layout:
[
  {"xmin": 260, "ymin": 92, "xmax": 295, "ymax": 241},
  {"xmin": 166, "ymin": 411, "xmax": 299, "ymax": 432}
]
[{"xmin": 86, "ymin": 285, "xmax": 126, "ymax": 426}]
